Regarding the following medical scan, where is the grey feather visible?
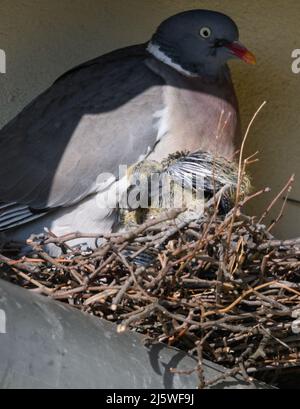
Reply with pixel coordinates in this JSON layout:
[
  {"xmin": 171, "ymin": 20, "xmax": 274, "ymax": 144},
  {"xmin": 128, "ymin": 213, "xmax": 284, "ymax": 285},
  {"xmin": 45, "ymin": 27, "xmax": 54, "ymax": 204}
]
[
  {"xmin": 0, "ymin": 203, "xmax": 47, "ymax": 230},
  {"xmin": 0, "ymin": 45, "xmax": 165, "ymax": 210}
]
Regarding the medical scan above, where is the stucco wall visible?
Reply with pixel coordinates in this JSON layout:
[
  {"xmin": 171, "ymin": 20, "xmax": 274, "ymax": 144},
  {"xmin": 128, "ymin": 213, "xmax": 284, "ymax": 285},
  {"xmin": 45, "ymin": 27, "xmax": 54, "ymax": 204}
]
[{"xmin": 0, "ymin": 0, "xmax": 299, "ymax": 238}]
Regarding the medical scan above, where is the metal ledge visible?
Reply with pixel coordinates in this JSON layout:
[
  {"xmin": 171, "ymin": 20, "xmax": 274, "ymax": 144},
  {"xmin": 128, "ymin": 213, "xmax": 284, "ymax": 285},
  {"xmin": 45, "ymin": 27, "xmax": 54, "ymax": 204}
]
[{"xmin": 0, "ymin": 279, "xmax": 269, "ymax": 389}]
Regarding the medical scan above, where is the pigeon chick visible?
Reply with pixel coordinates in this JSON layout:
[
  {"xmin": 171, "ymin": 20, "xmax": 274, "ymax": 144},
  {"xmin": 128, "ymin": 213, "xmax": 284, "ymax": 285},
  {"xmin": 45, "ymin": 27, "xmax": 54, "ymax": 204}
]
[{"xmin": 120, "ymin": 150, "xmax": 251, "ymax": 228}]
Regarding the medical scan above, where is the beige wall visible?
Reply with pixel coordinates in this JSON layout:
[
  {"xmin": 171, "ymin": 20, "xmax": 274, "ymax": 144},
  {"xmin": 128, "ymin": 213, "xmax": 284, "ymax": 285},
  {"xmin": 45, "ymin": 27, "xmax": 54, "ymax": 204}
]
[{"xmin": 0, "ymin": 0, "xmax": 299, "ymax": 238}]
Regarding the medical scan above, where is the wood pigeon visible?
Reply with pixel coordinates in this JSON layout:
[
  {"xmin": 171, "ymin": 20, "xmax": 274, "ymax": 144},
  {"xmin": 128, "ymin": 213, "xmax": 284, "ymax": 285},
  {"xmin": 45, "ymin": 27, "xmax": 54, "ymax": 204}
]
[{"xmin": 0, "ymin": 9, "xmax": 256, "ymax": 253}]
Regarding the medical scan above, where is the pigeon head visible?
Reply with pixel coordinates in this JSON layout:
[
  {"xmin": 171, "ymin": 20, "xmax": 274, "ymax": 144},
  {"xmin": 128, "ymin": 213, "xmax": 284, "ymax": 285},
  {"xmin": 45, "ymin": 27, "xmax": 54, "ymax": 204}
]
[{"xmin": 147, "ymin": 9, "xmax": 256, "ymax": 78}]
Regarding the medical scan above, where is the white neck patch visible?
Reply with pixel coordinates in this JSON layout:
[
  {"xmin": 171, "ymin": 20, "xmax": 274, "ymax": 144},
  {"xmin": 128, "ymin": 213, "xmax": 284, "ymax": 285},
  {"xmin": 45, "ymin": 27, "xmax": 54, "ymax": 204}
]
[{"xmin": 147, "ymin": 42, "xmax": 198, "ymax": 78}]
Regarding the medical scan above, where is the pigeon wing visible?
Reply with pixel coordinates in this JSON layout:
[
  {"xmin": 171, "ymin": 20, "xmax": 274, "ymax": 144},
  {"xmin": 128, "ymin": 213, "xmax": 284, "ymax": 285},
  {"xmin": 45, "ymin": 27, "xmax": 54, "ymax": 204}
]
[{"xmin": 0, "ymin": 44, "xmax": 165, "ymax": 216}]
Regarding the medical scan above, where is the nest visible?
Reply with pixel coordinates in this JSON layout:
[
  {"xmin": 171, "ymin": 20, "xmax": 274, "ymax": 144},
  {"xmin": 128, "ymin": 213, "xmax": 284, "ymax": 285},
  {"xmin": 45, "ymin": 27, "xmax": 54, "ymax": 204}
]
[{"xmin": 0, "ymin": 173, "xmax": 299, "ymax": 389}]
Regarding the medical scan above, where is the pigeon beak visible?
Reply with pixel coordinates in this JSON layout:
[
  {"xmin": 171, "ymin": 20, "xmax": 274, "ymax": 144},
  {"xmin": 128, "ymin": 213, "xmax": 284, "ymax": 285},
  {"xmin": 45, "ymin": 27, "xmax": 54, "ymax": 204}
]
[{"xmin": 225, "ymin": 41, "xmax": 256, "ymax": 65}]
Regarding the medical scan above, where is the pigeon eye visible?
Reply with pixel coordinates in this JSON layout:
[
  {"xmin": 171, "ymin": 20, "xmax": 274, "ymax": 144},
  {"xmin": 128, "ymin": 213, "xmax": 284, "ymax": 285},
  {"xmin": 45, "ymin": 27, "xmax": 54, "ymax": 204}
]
[{"xmin": 199, "ymin": 27, "xmax": 212, "ymax": 39}]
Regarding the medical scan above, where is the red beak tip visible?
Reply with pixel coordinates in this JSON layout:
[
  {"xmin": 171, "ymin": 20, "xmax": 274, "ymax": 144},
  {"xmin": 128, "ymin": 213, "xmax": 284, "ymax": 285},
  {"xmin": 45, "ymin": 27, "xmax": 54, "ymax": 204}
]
[
  {"xmin": 226, "ymin": 42, "xmax": 256, "ymax": 65},
  {"xmin": 244, "ymin": 51, "xmax": 257, "ymax": 65}
]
